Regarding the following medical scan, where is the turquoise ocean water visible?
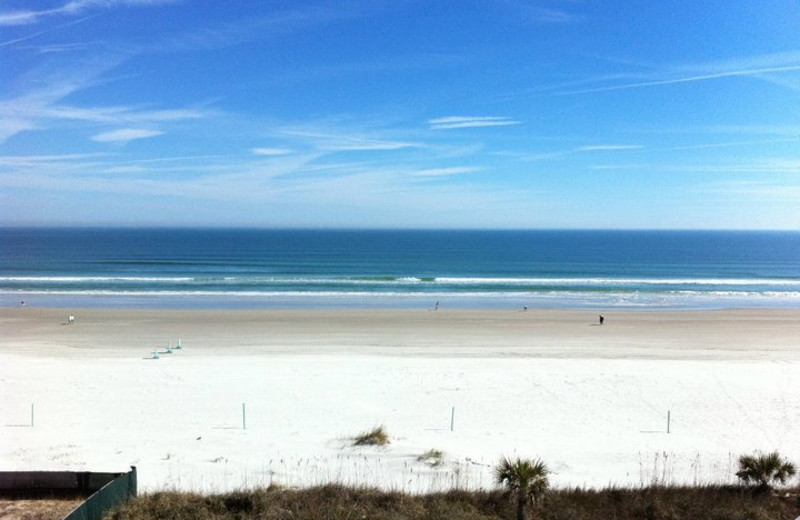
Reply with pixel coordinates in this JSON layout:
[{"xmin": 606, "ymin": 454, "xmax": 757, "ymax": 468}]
[{"xmin": 1, "ymin": 228, "xmax": 799, "ymax": 309}]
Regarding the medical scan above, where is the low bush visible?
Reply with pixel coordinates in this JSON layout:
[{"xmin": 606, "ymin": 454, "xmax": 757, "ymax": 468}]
[{"xmin": 107, "ymin": 484, "xmax": 800, "ymax": 520}]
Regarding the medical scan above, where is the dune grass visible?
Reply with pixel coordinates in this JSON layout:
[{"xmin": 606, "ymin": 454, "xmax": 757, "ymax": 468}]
[
  {"xmin": 0, "ymin": 499, "xmax": 84, "ymax": 520},
  {"xmin": 351, "ymin": 425, "xmax": 390, "ymax": 447},
  {"xmin": 106, "ymin": 484, "xmax": 800, "ymax": 520},
  {"xmin": 418, "ymin": 449, "xmax": 446, "ymax": 467}
]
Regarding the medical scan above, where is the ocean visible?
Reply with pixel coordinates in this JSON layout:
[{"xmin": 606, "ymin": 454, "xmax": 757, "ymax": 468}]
[{"xmin": 1, "ymin": 228, "xmax": 799, "ymax": 310}]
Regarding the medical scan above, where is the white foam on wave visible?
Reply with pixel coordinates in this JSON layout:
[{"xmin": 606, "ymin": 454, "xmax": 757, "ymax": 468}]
[
  {"xmin": 435, "ymin": 277, "xmax": 800, "ymax": 286},
  {"xmin": 3, "ymin": 275, "xmax": 800, "ymax": 287},
  {"xmin": 5, "ymin": 288, "xmax": 800, "ymax": 301},
  {"xmin": 0, "ymin": 276, "xmax": 196, "ymax": 282}
]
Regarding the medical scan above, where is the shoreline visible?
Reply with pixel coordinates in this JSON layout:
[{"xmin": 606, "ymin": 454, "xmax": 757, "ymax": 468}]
[
  {"xmin": 2, "ymin": 306, "xmax": 798, "ymax": 492},
  {"xmin": 3, "ymin": 306, "xmax": 800, "ymax": 361},
  {"xmin": 4, "ymin": 291, "xmax": 800, "ymax": 312}
]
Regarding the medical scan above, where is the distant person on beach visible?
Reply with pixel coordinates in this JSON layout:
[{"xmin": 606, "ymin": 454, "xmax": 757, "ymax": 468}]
[
  {"xmin": 68, "ymin": 314, "xmax": 75, "ymax": 324},
  {"xmin": 599, "ymin": 315, "xmax": 604, "ymax": 325},
  {"xmin": 434, "ymin": 301, "xmax": 439, "ymax": 311}
]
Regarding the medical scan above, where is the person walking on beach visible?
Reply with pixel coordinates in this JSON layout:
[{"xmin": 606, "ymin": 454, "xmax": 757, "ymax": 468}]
[
  {"xmin": 599, "ymin": 315, "xmax": 604, "ymax": 325},
  {"xmin": 434, "ymin": 301, "xmax": 440, "ymax": 311}
]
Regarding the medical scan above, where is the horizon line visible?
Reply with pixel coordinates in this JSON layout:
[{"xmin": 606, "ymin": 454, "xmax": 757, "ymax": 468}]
[{"xmin": 1, "ymin": 225, "xmax": 798, "ymax": 233}]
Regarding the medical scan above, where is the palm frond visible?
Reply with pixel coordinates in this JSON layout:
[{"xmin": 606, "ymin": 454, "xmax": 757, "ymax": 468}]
[
  {"xmin": 494, "ymin": 456, "xmax": 550, "ymax": 496},
  {"xmin": 736, "ymin": 451, "xmax": 797, "ymax": 489}
]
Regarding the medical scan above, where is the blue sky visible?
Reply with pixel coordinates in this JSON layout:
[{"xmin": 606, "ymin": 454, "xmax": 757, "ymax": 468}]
[{"xmin": 2, "ymin": 0, "xmax": 800, "ymax": 229}]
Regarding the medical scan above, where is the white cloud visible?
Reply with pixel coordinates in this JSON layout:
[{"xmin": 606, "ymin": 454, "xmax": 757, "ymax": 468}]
[
  {"xmin": 696, "ymin": 180, "xmax": 800, "ymax": 201},
  {"xmin": 91, "ymin": 128, "xmax": 164, "ymax": 143},
  {"xmin": 498, "ymin": 0, "xmax": 582, "ymax": 24},
  {"xmin": 577, "ymin": 144, "xmax": 643, "ymax": 151},
  {"xmin": 282, "ymin": 129, "xmax": 420, "ymax": 152},
  {"xmin": 589, "ymin": 164, "xmax": 649, "ymax": 171},
  {"xmin": 429, "ymin": 116, "xmax": 521, "ymax": 130},
  {"xmin": 562, "ymin": 51, "xmax": 800, "ymax": 96},
  {"xmin": 0, "ymin": 11, "xmax": 40, "ymax": 25},
  {"xmin": 252, "ymin": 147, "xmax": 292, "ymax": 156},
  {"xmin": 159, "ymin": 4, "xmax": 386, "ymax": 53},
  {"xmin": 661, "ymin": 137, "xmax": 800, "ymax": 151},
  {"xmin": 705, "ymin": 125, "xmax": 800, "ymax": 136},
  {"xmin": 0, "ymin": 67, "xmax": 211, "ymax": 141},
  {"xmin": 0, "ymin": 118, "xmax": 37, "ymax": 141},
  {"xmin": 410, "ymin": 166, "xmax": 478, "ymax": 177},
  {"xmin": 35, "ymin": 105, "xmax": 208, "ymax": 124},
  {"xmin": 0, "ymin": 0, "xmax": 176, "ymax": 26},
  {"xmin": 0, "ymin": 152, "xmax": 107, "ymax": 167}
]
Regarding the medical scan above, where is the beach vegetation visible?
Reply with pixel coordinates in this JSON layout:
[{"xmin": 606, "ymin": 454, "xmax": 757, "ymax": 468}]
[
  {"xmin": 106, "ymin": 483, "xmax": 800, "ymax": 520},
  {"xmin": 418, "ymin": 449, "xmax": 445, "ymax": 466},
  {"xmin": 351, "ymin": 425, "xmax": 390, "ymax": 447},
  {"xmin": 0, "ymin": 498, "xmax": 84, "ymax": 520},
  {"xmin": 494, "ymin": 456, "xmax": 550, "ymax": 520},
  {"xmin": 736, "ymin": 451, "xmax": 797, "ymax": 492}
]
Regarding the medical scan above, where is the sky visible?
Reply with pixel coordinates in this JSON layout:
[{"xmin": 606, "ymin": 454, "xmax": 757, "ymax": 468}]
[{"xmin": 1, "ymin": 0, "xmax": 800, "ymax": 229}]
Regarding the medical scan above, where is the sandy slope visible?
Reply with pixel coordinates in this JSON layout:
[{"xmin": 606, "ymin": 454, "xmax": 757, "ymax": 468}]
[{"xmin": 1, "ymin": 308, "xmax": 798, "ymax": 492}]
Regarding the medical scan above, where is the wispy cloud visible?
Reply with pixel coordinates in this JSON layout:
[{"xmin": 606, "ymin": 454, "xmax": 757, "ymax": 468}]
[
  {"xmin": 0, "ymin": 0, "xmax": 175, "ymax": 26},
  {"xmin": 696, "ymin": 180, "xmax": 800, "ymax": 201},
  {"xmin": 0, "ymin": 56, "xmax": 211, "ymax": 141},
  {"xmin": 589, "ymin": 163, "xmax": 650, "ymax": 171},
  {"xmin": 91, "ymin": 128, "xmax": 164, "ymax": 143},
  {"xmin": 0, "ymin": 11, "xmax": 41, "ymax": 26},
  {"xmin": 17, "ymin": 41, "xmax": 100, "ymax": 53},
  {"xmin": 2, "ymin": 95, "xmax": 209, "ymax": 141},
  {"xmin": 561, "ymin": 51, "xmax": 800, "ymax": 96},
  {"xmin": 281, "ymin": 129, "xmax": 420, "ymax": 152},
  {"xmin": 159, "ymin": 3, "xmax": 387, "ymax": 53},
  {"xmin": 689, "ymin": 159, "xmax": 800, "ymax": 175},
  {"xmin": 429, "ymin": 116, "xmax": 521, "ymax": 130},
  {"xmin": 0, "ymin": 152, "xmax": 109, "ymax": 168},
  {"xmin": 594, "ymin": 158, "xmax": 800, "ymax": 175},
  {"xmin": 568, "ymin": 66, "xmax": 800, "ymax": 95},
  {"xmin": 252, "ymin": 147, "xmax": 293, "ymax": 156},
  {"xmin": 704, "ymin": 125, "xmax": 800, "ymax": 136},
  {"xmin": 660, "ymin": 137, "xmax": 800, "ymax": 151},
  {"xmin": 410, "ymin": 166, "xmax": 479, "ymax": 177},
  {"xmin": 1, "ymin": 51, "xmax": 122, "ymax": 140},
  {"xmin": 0, "ymin": 118, "xmax": 37, "ymax": 141},
  {"xmin": 497, "ymin": 0, "xmax": 583, "ymax": 23},
  {"xmin": 20, "ymin": 104, "xmax": 208, "ymax": 124},
  {"xmin": 576, "ymin": 144, "xmax": 643, "ymax": 151}
]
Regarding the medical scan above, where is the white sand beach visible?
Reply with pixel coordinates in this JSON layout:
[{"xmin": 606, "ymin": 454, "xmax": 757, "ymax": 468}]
[{"xmin": 1, "ymin": 307, "xmax": 798, "ymax": 492}]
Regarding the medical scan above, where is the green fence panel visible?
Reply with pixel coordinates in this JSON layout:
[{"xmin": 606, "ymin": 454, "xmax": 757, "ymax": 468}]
[{"xmin": 63, "ymin": 467, "xmax": 137, "ymax": 520}]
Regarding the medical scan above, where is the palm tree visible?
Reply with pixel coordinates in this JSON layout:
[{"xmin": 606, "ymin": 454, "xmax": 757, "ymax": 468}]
[
  {"xmin": 735, "ymin": 451, "xmax": 796, "ymax": 492},
  {"xmin": 494, "ymin": 456, "xmax": 550, "ymax": 520}
]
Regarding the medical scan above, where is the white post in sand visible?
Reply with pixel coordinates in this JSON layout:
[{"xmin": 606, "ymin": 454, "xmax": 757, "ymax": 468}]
[
  {"xmin": 31, "ymin": 403, "xmax": 34, "ymax": 427},
  {"xmin": 450, "ymin": 406, "xmax": 455, "ymax": 432},
  {"xmin": 242, "ymin": 402, "xmax": 247, "ymax": 430},
  {"xmin": 667, "ymin": 410, "xmax": 671, "ymax": 434}
]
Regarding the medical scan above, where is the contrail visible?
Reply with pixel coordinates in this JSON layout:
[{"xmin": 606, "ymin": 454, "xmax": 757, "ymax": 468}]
[{"xmin": 561, "ymin": 65, "xmax": 800, "ymax": 95}]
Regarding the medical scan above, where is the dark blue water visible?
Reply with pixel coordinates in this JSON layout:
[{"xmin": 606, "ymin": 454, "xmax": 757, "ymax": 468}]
[{"xmin": 2, "ymin": 228, "xmax": 799, "ymax": 309}]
